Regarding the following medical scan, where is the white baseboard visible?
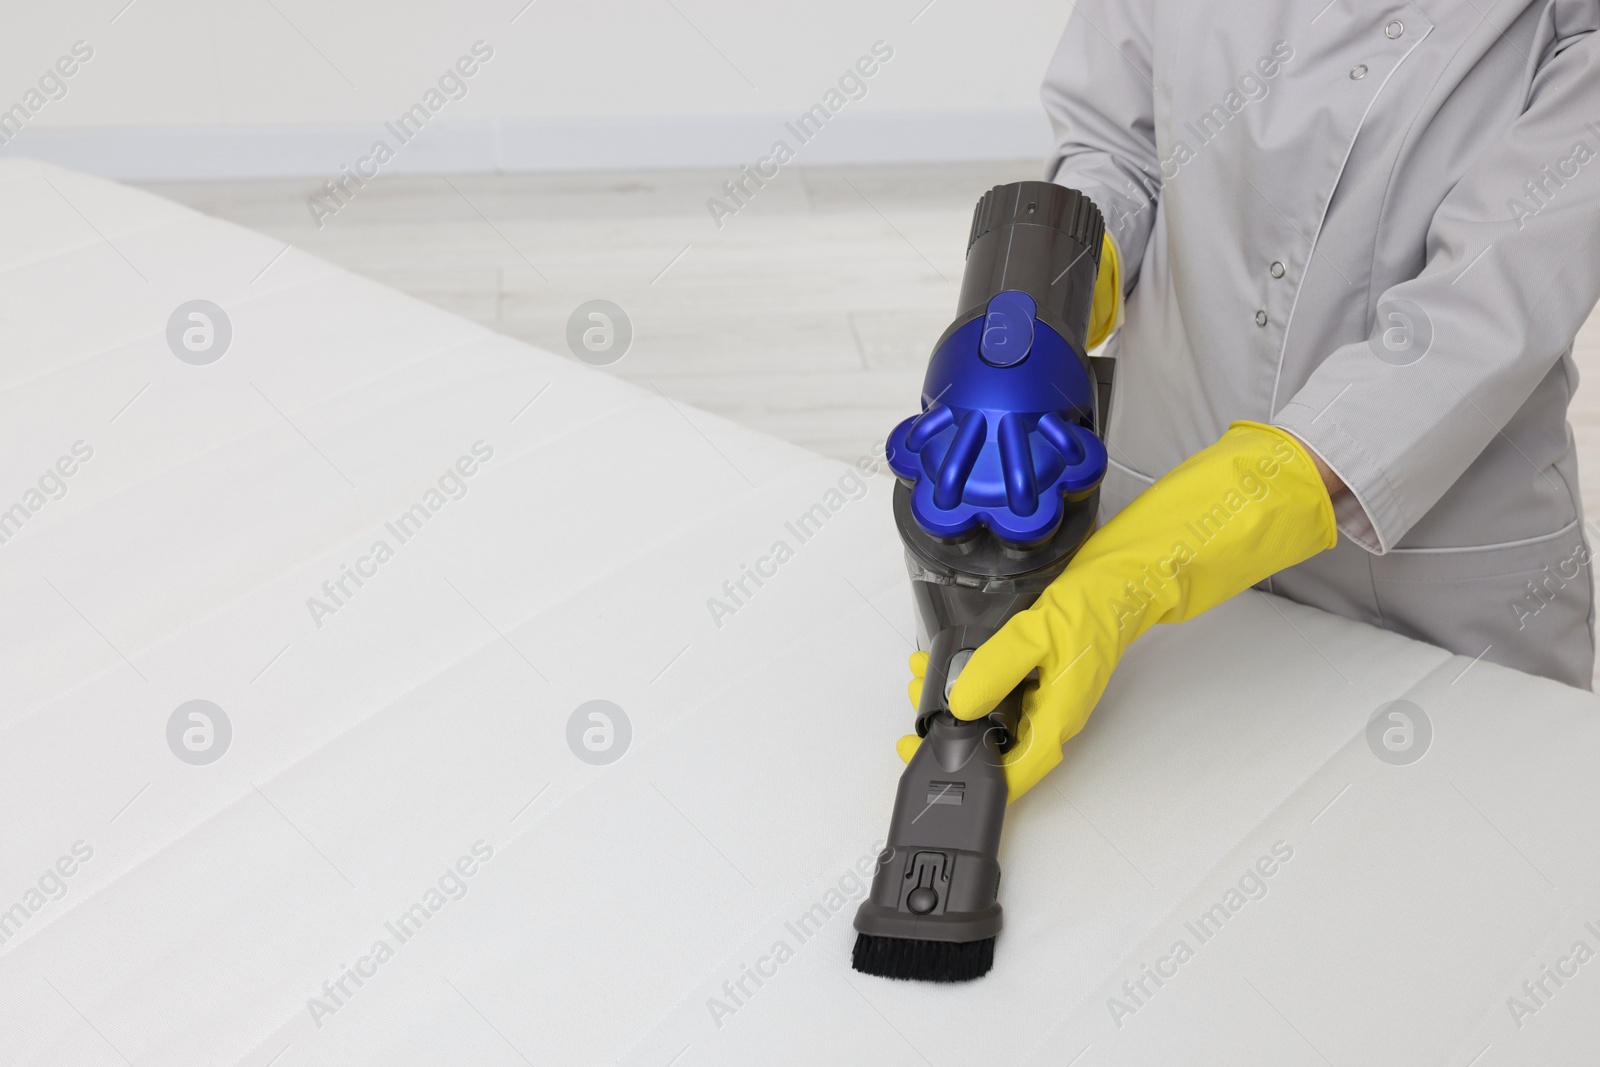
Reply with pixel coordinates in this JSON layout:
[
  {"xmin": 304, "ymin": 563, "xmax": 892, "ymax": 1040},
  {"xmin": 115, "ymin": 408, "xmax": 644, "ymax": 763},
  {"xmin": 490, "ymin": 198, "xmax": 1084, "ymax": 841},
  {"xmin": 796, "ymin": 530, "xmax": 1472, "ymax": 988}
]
[{"xmin": 0, "ymin": 108, "xmax": 1050, "ymax": 180}]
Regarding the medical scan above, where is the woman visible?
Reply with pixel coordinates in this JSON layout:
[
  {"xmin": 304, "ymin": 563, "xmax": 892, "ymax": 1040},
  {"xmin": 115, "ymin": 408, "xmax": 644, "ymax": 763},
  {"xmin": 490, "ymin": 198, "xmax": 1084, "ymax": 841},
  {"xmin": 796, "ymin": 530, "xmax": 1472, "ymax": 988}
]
[{"xmin": 907, "ymin": 0, "xmax": 1600, "ymax": 799}]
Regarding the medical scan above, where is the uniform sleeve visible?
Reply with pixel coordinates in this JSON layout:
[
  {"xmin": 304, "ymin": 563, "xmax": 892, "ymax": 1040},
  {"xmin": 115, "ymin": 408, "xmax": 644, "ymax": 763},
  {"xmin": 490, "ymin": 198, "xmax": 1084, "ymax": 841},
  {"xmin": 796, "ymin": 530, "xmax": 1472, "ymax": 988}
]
[
  {"xmin": 1040, "ymin": 0, "xmax": 1161, "ymax": 290},
  {"xmin": 1275, "ymin": 11, "xmax": 1600, "ymax": 553}
]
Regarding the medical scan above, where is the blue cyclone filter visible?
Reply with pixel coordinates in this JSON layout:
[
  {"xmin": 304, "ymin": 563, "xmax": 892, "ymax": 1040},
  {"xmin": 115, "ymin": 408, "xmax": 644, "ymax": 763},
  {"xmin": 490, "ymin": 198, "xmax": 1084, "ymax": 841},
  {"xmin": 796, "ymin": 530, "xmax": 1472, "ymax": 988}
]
[{"xmin": 886, "ymin": 289, "xmax": 1108, "ymax": 545}]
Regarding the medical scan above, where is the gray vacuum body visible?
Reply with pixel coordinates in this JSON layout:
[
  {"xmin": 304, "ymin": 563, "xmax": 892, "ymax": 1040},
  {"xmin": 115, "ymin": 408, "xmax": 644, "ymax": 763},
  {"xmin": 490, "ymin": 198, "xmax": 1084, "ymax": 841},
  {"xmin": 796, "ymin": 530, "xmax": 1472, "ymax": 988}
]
[{"xmin": 853, "ymin": 181, "xmax": 1110, "ymax": 981}]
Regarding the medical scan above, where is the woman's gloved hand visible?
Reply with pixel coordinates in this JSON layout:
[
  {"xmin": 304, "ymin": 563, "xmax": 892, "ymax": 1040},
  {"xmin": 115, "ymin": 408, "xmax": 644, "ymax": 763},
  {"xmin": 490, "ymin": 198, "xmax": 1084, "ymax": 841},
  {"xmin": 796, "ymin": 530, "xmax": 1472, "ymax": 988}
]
[
  {"xmin": 896, "ymin": 651, "xmax": 931, "ymax": 765},
  {"xmin": 897, "ymin": 422, "xmax": 1337, "ymax": 800},
  {"xmin": 1085, "ymin": 231, "xmax": 1122, "ymax": 350}
]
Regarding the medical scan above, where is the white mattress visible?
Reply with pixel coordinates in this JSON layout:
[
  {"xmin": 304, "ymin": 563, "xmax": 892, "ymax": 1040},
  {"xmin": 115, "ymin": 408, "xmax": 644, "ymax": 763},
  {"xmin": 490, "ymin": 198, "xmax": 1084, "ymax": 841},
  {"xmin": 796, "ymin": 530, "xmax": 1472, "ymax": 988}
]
[{"xmin": 1, "ymin": 158, "xmax": 1597, "ymax": 1066}]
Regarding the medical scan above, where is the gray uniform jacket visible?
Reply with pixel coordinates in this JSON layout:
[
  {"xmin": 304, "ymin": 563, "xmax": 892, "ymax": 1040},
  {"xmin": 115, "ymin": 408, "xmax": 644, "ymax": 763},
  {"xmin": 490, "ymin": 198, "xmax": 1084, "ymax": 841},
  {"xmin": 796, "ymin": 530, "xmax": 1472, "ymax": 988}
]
[{"xmin": 1043, "ymin": 0, "xmax": 1600, "ymax": 687}]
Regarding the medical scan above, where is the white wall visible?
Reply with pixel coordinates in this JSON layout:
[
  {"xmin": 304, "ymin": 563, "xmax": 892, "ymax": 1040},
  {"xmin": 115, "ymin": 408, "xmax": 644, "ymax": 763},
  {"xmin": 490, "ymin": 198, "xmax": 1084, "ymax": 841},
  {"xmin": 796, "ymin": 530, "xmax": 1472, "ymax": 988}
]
[{"xmin": 0, "ymin": 0, "xmax": 1074, "ymax": 178}]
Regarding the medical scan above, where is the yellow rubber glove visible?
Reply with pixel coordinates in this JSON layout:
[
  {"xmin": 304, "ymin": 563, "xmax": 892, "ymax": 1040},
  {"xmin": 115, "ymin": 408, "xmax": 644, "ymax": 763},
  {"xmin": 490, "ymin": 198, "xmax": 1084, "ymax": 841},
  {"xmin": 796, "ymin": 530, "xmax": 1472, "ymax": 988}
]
[
  {"xmin": 1085, "ymin": 232, "xmax": 1122, "ymax": 350},
  {"xmin": 897, "ymin": 651, "xmax": 931, "ymax": 764},
  {"xmin": 898, "ymin": 422, "xmax": 1336, "ymax": 800}
]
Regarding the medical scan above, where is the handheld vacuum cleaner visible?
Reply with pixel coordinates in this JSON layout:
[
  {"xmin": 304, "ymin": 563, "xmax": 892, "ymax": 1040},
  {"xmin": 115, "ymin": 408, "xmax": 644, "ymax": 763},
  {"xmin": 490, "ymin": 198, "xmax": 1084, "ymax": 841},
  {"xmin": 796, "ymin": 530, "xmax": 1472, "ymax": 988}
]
[{"xmin": 851, "ymin": 181, "xmax": 1111, "ymax": 982}]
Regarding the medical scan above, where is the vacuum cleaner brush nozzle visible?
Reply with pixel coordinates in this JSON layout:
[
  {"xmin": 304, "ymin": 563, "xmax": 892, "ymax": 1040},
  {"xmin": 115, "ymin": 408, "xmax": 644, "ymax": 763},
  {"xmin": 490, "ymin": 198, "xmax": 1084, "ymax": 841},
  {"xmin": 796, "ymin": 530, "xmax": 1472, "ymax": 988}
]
[{"xmin": 852, "ymin": 933, "xmax": 995, "ymax": 983}]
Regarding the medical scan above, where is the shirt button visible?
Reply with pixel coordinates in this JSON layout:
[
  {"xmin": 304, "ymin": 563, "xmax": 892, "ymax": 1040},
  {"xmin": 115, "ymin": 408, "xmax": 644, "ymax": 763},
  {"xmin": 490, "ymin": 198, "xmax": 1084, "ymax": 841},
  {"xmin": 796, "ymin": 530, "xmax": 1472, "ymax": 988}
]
[
  {"xmin": 1270, "ymin": 261, "xmax": 1285, "ymax": 279},
  {"xmin": 1350, "ymin": 64, "xmax": 1369, "ymax": 80},
  {"xmin": 1255, "ymin": 310, "xmax": 1269, "ymax": 327},
  {"xmin": 1385, "ymin": 20, "xmax": 1404, "ymax": 38}
]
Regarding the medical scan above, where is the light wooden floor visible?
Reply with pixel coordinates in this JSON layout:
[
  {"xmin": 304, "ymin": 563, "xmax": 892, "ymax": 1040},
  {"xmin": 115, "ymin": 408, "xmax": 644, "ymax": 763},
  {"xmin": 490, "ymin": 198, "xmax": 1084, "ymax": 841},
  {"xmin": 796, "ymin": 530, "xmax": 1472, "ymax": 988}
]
[
  {"xmin": 138, "ymin": 162, "xmax": 1047, "ymax": 466},
  {"xmin": 139, "ymin": 163, "xmax": 1600, "ymax": 676}
]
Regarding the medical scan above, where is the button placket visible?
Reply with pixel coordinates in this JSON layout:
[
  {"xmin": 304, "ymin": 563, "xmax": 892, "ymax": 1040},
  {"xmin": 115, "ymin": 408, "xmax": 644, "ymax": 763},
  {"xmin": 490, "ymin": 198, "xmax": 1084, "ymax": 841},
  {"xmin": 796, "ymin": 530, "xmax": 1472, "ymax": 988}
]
[
  {"xmin": 1353, "ymin": 18, "xmax": 1406, "ymax": 81},
  {"xmin": 1262, "ymin": 5, "xmax": 1432, "ymax": 406}
]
